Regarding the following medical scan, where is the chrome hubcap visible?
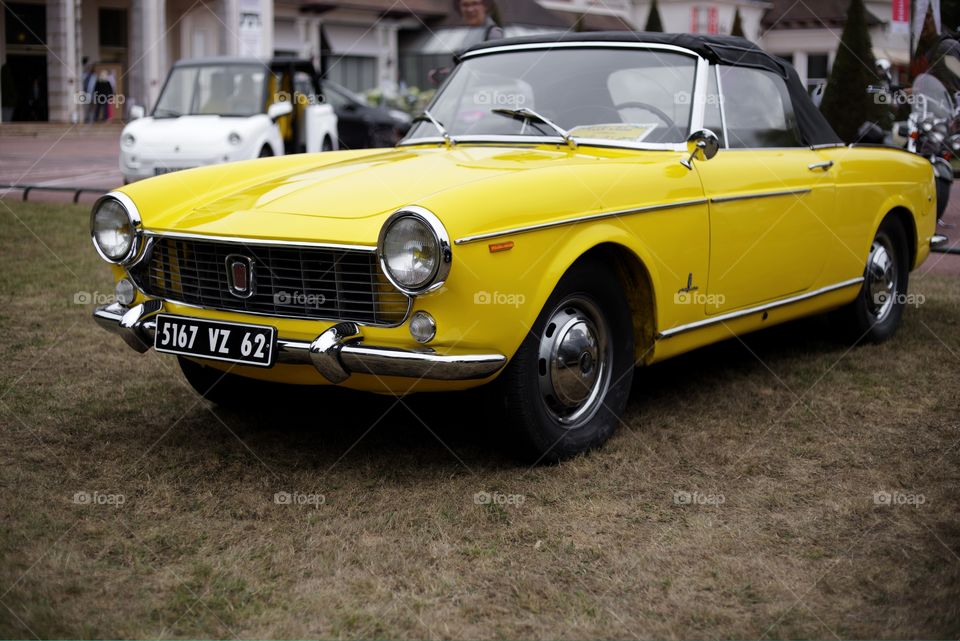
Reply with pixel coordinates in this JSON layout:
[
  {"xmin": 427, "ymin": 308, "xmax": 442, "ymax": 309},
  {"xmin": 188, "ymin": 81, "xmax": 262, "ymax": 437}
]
[
  {"xmin": 537, "ymin": 297, "xmax": 612, "ymax": 428},
  {"xmin": 866, "ymin": 240, "xmax": 897, "ymax": 322}
]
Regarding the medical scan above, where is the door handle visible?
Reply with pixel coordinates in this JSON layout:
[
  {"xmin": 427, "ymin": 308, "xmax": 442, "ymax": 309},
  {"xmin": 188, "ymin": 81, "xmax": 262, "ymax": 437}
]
[{"xmin": 808, "ymin": 160, "xmax": 834, "ymax": 171}]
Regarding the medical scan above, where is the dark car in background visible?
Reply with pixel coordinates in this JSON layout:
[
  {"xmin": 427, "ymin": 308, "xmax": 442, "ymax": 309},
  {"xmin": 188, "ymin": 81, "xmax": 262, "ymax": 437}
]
[{"xmin": 320, "ymin": 80, "xmax": 412, "ymax": 149}]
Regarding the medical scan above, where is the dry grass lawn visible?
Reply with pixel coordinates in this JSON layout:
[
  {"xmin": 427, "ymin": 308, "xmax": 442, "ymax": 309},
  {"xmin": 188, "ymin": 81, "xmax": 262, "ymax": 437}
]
[{"xmin": 0, "ymin": 200, "xmax": 958, "ymax": 639}]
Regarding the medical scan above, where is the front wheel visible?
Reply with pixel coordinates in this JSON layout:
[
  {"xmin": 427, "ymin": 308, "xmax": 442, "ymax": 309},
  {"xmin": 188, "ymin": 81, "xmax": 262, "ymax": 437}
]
[
  {"xmin": 835, "ymin": 216, "xmax": 909, "ymax": 343},
  {"xmin": 497, "ymin": 260, "xmax": 635, "ymax": 463}
]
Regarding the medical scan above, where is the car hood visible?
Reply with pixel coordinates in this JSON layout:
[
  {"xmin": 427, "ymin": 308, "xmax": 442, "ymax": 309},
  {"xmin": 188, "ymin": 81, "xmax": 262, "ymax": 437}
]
[
  {"xmin": 127, "ymin": 144, "xmax": 683, "ymax": 247},
  {"xmin": 123, "ymin": 115, "xmax": 265, "ymax": 151}
]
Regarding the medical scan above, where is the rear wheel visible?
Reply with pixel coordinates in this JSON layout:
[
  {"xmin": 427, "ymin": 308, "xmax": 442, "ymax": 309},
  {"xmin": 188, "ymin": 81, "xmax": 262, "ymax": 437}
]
[
  {"xmin": 498, "ymin": 260, "xmax": 635, "ymax": 463},
  {"xmin": 835, "ymin": 216, "xmax": 909, "ymax": 343},
  {"xmin": 258, "ymin": 145, "xmax": 273, "ymax": 158},
  {"xmin": 322, "ymin": 137, "xmax": 334, "ymax": 152}
]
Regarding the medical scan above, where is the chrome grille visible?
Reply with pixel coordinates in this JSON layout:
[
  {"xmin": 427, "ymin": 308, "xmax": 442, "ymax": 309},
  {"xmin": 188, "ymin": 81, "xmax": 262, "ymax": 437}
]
[{"xmin": 130, "ymin": 237, "xmax": 410, "ymax": 325}]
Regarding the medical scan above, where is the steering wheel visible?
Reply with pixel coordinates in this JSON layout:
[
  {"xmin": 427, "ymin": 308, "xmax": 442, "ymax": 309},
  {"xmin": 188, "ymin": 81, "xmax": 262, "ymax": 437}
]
[{"xmin": 613, "ymin": 101, "xmax": 677, "ymax": 129}]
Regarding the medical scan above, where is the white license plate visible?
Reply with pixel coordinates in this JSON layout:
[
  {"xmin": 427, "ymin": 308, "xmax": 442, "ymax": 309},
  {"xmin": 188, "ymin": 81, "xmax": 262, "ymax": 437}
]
[{"xmin": 154, "ymin": 314, "xmax": 276, "ymax": 368}]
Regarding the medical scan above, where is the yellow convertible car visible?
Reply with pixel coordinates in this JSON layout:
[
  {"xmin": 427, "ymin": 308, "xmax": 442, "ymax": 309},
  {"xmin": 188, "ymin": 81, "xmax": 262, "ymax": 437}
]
[{"xmin": 92, "ymin": 33, "xmax": 947, "ymax": 461}]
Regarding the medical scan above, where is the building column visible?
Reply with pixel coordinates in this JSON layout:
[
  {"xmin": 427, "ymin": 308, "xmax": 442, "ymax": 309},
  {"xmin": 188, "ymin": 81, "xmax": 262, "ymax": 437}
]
[
  {"xmin": 130, "ymin": 0, "xmax": 167, "ymax": 114},
  {"xmin": 307, "ymin": 17, "xmax": 322, "ymax": 68},
  {"xmin": 47, "ymin": 0, "xmax": 80, "ymax": 123},
  {"xmin": 793, "ymin": 51, "xmax": 809, "ymax": 87},
  {"xmin": 260, "ymin": 0, "xmax": 273, "ymax": 58},
  {"xmin": 377, "ymin": 23, "xmax": 399, "ymax": 94},
  {"xmin": 0, "ymin": 7, "xmax": 6, "ymax": 123}
]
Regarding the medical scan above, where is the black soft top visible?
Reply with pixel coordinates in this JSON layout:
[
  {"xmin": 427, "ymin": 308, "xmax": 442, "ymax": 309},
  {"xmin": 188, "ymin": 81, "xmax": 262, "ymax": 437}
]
[{"xmin": 461, "ymin": 32, "xmax": 842, "ymax": 146}]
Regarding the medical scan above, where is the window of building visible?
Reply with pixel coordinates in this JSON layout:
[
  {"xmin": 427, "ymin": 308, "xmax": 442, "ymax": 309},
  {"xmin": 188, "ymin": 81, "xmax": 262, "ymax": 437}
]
[
  {"xmin": 690, "ymin": 7, "xmax": 719, "ymax": 34},
  {"xmin": 325, "ymin": 56, "xmax": 377, "ymax": 93},
  {"xmin": 99, "ymin": 9, "xmax": 128, "ymax": 49},
  {"xmin": 718, "ymin": 66, "xmax": 802, "ymax": 147},
  {"xmin": 4, "ymin": 3, "xmax": 46, "ymax": 46},
  {"xmin": 807, "ymin": 53, "xmax": 829, "ymax": 94}
]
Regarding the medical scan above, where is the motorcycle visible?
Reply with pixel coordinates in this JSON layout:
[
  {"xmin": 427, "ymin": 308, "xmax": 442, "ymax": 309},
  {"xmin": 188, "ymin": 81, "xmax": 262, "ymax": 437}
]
[
  {"xmin": 904, "ymin": 72, "xmax": 959, "ymax": 224},
  {"xmin": 861, "ymin": 57, "xmax": 958, "ymax": 226}
]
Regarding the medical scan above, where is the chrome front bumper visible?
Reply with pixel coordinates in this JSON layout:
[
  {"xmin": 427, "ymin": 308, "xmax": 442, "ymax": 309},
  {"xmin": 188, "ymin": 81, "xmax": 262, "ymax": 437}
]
[{"xmin": 93, "ymin": 302, "xmax": 507, "ymax": 384}]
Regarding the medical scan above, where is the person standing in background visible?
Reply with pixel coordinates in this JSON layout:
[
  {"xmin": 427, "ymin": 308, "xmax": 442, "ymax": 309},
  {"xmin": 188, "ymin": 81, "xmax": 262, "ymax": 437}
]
[
  {"xmin": 458, "ymin": 0, "xmax": 503, "ymax": 48},
  {"xmin": 92, "ymin": 70, "xmax": 113, "ymax": 122},
  {"xmin": 429, "ymin": 0, "xmax": 503, "ymax": 85},
  {"xmin": 81, "ymin": 58, "xmax": 97, "ymax": 123}
]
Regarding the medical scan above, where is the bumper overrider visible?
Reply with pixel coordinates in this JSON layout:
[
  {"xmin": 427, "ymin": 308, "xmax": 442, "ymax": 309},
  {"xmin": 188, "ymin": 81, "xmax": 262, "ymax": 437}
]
[{"xmin": 93, "ymin": 301, "xmax": 507, "ymax": 383}]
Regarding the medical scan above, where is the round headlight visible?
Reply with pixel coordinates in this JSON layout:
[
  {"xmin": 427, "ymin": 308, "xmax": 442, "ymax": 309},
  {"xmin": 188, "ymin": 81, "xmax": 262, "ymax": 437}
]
[
  {"xmin": 378, "ymin": 207, "xmax": 451, "ymax": 295},
  {"xmin": 91, "ymin": 194, "xmax": 140, "ymax": 264},
  {"xmin": 121, "ymin": 133, "xmax": 136, "ymax": 148},
  {"xmin": 228, "ymin": 132, "xmax": 242, "ymax": 145}
]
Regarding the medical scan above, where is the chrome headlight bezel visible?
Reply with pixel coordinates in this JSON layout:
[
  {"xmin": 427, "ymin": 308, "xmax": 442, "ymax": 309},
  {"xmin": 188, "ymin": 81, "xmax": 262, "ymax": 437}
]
[
  {"xmin": 377, "ymin": 206, "xmax": 452, "ymax": 296},
  {"xmin": 90, "ymin": 192, "xmax": 142, "ymax": 265}
]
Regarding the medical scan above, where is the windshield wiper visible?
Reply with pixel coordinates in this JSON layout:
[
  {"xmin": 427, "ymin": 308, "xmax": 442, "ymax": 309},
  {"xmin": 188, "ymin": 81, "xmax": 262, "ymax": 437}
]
[
  {"xmin": 491, "ymin": 108, "xmax": 577, "ymax": 149},
  {"xmin": 412, "ymin": 109, "xmax": 455, "ymax": 147},
  {"xmin": 153, "ymin": 107, "xmax": 182, "ymax": 118}
]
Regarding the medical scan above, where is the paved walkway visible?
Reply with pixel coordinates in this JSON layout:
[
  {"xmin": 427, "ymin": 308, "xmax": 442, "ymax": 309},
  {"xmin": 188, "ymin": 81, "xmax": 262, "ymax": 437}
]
[
  {"xmin": 1, "ymin": 123, "xmax": 957, "ymax": 274},
  {"xmin": 0, "ymin": 123, "xmax": 124, "ymax": 202}
]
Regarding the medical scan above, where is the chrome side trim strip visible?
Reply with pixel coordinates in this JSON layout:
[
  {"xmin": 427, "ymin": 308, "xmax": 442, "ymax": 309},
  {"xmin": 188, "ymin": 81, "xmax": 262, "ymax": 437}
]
[
  {"xmin": 454, "ymin": 198, "xmax": 709, "ymax": 245},
  {"xmin": 709, "ymin": 188, "xmax": 812, "ymax": 204},
  {"xmin": 657, "ymin": 277, "xmax": 865, "ymax": 339},
  {"xmin": 142, "ymin": 229, "xmax": 377, "ymax": 253}
]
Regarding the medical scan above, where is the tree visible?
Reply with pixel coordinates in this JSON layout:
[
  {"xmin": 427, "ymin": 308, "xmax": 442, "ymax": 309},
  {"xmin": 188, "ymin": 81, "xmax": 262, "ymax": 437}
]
[
  {"xmin": 731, "ymin": 8, "xmax": 745, "ymax": 37},
  {"xmin": 818, "ymin": 0, "xmax": 880, "ymax": 142},
  {"xmin": 645, "ymin": 0, "xmax": 664, "ymax": 32}
]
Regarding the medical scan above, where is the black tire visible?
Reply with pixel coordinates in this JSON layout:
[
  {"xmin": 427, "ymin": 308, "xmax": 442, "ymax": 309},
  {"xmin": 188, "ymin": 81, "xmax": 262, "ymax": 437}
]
[
  {"xmin": 497, "ymin": 259, "xmax": 635, "ymax": 463},
  {"xmin": 835, "ymin": 215, "xmax": 910, "ymax": 344},
  {"xmin": 258, "ymin": 145, "xmax": 273, "ymax": 158},
  {"xmin": 322, "ymin": 137, "xmax": 334, "ymax": 152},
  {"xmin": 936, "ymin": 176, "xmax": 951, "ymax": 219},
  {"xmin": 178, "ymin": 357, "xmax": 290, "ymax": 409}
]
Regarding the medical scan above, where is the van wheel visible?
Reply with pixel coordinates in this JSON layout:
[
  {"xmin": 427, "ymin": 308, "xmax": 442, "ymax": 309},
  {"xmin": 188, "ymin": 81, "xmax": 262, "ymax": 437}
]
[
  {"xmin": 835, "ymin": 216, "xmax": 909, "ymax": 343},
  {"xmin": 498, "ymin": 259, "xmax": 635, "ymax": 463},
  {"xmin": 258, "ymin": 145, "xmax": 273, "ymax": 157},
  {"xmin": 322, "ymin": 137, "xmax": 333, "ymax": 152}
]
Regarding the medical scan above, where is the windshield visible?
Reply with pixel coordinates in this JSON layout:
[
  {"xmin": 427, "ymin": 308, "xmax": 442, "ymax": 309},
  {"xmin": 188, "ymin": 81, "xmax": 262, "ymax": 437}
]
[
  {"xmin": 404, "ymin": 48, "xmax": 698, "ymax": 146},
  {"xmin": 154, "ymin": 64, "xmax": 265, "ymax": 117},
  {"xmin": 912, "ymin": 73, "xmax": 954, "ymax": 121}
]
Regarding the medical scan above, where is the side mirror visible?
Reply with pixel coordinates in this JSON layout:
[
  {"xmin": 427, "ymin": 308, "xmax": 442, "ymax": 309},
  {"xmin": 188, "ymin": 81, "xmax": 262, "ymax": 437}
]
[
  {"xmin": 129, "ymin": 105, "xmax": 145, "ymax": 120},
  {"xmin": 681, "ymin": 129, "xmax": 720, "ymax": 169},
  {"xmin": 267, "ymin": 101, "xmax": 293, "ymax": 121}
]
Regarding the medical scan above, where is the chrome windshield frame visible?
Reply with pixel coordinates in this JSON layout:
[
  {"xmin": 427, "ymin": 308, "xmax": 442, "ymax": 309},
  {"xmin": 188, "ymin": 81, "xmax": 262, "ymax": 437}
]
[{"xmin": 398, "ymin": 41, "xmax": 708, "ymax": 152}]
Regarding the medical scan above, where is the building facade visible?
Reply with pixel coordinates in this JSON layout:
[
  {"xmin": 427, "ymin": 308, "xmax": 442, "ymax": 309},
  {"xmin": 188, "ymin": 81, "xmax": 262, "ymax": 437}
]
[{"xmin": 0, "ymin": 0, "xmax": 913, "ymax": 123}]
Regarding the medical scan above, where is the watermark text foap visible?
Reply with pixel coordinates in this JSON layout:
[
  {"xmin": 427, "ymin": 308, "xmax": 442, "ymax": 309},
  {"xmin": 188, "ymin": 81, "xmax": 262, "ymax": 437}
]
[
  {"xmin": 872, "ymin": 291, "xmax": 925, "ymax": 309},
  {"xmin": 75, "ymin": 92, "xmax": 126, "ymax": 106},
  {"xmin": 73, "ymin": 291, "xmax": 117, "ymax": 306},
  {"xmin": 674, "ymin": 291, "xmax": 725, "ymax": 308},
  {"xmin": 674, "ymin": 92, "xmax": 724, "ymax": 107},
  {"xmin": 274, "ymin": 291, "xmax": 326, "ymax": 307},
  {"xmin": 474, "ymin": 291, "xmax": 525, "ymax": 308},
  {"xmin": 474, "ymin": 491, "xmax": 525, "ymax": 507},
  {"xmin": 73, "ymin": 491, "xmax": 125, "ymax": 507},
  {"xmin": 274, "ymin": 491, "xmax": 325, "ymax": 508},
  {"xmin": 673, "ymin": 490, "xmax": 725, "ymax": 506},
  {"xmin": 874, "ymin": 490, "xmax": 926, "ymax": 508},
  {"xmin": 473, "ymin": 90, "xmax": 527, "ymax": 109}
]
